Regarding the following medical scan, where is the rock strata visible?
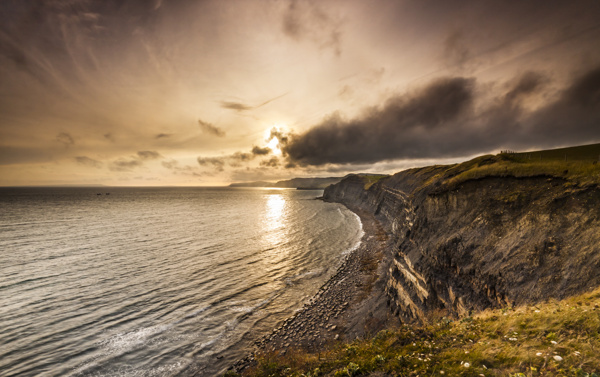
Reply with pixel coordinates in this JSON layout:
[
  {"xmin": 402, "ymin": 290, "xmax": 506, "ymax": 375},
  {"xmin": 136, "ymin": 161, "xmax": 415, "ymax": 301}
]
[{"xmin": 323, "ymin": 163, "xmax": 600, "ymax": 323}]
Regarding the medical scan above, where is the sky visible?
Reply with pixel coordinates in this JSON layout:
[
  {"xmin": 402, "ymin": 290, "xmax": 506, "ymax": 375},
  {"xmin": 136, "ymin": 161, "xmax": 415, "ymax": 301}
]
[{"xmin": 1, "ymin": 0, "xmax": 600, "ymax": 186}]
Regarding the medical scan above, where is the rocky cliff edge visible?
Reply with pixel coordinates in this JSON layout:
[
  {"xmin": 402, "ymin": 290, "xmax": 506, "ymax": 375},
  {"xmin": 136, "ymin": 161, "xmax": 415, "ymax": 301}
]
[{"xmin": 323, "ymin": 154, "xmax": 600, "ymax": 323}]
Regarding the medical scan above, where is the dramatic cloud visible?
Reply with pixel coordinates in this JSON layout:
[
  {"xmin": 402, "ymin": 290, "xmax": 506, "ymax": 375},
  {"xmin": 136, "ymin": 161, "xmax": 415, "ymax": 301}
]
[
  {"xmin": 198, "ymin": 119, "xmax": 225, "ymax": 137},
  {"xmin": 283, "ymin": 77, "xmax": 475, "ymax": 165},
  {"xmin": 75, "ymin": 156, "xmax": 103, "ymax": 169},
  {"xmin": 137, "ymin": 150, "xmax": 162, "ymax": 160},
  {"xmin": 283, "ymin": 65, "xmax": 600, "ymax": 167}
]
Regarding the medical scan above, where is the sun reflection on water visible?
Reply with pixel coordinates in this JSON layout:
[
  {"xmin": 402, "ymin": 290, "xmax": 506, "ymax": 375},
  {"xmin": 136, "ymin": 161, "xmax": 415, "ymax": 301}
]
[
  {"xmin": 262, "ymin": 193, "xmax": 288, "ymax": 248},
  {"xmin": 265, "ymin": 194, "xmax": 285, "ymax": 227}
]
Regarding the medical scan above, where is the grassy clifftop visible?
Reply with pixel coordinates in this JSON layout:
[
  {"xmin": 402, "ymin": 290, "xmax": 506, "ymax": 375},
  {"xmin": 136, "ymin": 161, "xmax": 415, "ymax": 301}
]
[
  {"xmin": 417, "ymin": 143, "xmax": 600, "ymax": 193},
  {"xmin": 239, "ymin": 287, "xmax": 600, "ymax": 377}
]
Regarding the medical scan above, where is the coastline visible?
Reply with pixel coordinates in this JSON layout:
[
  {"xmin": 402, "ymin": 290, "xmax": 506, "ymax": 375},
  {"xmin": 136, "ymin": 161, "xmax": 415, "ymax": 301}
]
[{"xmin": 231, "ymin": 208, "xmax": 399, "ymax": 374}]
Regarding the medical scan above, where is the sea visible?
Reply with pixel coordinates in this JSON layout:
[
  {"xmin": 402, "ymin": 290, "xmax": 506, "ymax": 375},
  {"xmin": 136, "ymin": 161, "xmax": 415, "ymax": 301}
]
[{"xmin": 0, "ymin": 187, "xmax": 363, "ymax": 377}]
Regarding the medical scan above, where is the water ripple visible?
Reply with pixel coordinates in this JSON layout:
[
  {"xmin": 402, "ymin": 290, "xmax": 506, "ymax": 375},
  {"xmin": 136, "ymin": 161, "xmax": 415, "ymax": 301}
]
[{"xmin": 0, "ymin": 187, "xmax": 362, "ymax": 376}]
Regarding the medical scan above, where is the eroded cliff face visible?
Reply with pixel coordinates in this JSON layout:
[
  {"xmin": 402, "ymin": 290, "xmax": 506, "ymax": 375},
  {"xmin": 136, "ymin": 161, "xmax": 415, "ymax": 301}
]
[{"xmin": 324, "ymin": 168, "xmax": 600, "ymax": 322}]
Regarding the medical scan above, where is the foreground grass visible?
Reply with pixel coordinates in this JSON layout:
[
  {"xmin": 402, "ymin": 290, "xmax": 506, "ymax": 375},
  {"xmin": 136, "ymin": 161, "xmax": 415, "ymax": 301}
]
[{"xmin": 235, "ymin": 287, "xmax": 600, "ymax": 377}]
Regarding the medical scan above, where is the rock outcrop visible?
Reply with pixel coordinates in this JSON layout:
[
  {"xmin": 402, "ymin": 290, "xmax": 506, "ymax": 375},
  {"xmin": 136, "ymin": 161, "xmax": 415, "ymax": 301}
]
[{"xmin": 324, "ymin": 157, "xmax": 600, "ymax": 323}]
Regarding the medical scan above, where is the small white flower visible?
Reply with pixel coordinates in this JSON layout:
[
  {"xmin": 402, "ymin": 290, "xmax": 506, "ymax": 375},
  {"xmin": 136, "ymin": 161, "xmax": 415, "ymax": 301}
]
[
  {"xmin": 483, "ymin": 365, "xmax": 487, "ymax": 369},
  {"xmin": 465, "ymin": 351, "xmax": 469, "ymax": 354},
  {"xmin": 553, "ymin": 355, "xmax": 563, "ymax": 362},
  {"xmin": 440, "ymin": 371, "xmax": 445, "ymax": 375},
  {"xmin": 535, "ymin": 310, "xmax": 540, "ymax": 313},
  {"xmin": 536, "ymin": 352, "xmax": 543, "ymax": 356},
  {"xmin": 509, "ymin": 337, "xmax": 518, "ymax": 341},
  {"xmin": 551, "ymin": 340, "xmax": 557, "ymax": 345},
  {"xmin": 463, "ymin": 362, "xmax": 470, "ymax": 368},
  {"xmin": 574, "ymin": 351, "xmax": 581, "ymax": 356}
]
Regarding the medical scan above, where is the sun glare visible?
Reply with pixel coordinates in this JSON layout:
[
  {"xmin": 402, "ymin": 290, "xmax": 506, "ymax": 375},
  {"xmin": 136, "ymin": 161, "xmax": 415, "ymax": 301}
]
[
  {"xmin": 264, "ymin": 125, "xmax": 285, "ymax": 155},
  {"xmin": 267, "ymin": 136, "xmax": 281, "ymax": 155}
]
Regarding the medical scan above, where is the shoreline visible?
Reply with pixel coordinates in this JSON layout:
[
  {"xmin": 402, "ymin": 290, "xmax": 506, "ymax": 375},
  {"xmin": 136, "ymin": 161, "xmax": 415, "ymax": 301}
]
[{"xmin": 231, "ymin": 207, "xmax": 399, "ymax": 373}]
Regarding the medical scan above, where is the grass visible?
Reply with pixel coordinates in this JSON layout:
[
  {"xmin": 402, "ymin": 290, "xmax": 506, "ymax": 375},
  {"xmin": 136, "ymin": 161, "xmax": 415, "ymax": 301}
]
[
  {"xmin": 359, "ymin": 175, "xmax": 390, "ymax": 190},
  {"xmin": 415, "ymin": 143, "xmax": 600, "ymax": 193},
  {"xmin": 233, "ymin": 287, "xmax": 600, "ymax": 377}
]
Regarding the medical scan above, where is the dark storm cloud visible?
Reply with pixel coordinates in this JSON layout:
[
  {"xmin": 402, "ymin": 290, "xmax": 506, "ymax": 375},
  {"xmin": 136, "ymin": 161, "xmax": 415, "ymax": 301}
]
[
  {"xmin": 56, "ymin": 132, "xmax": 74, "ymax": 147},
  {"xmin": 283, "ymin": 65, "xmax": 600, "ymax": 167},
  {"xmin": 283, "ymin": 77, "xmax": 475, "ymax": 165},
  {"xmin": 137, "ymin": 150, "xmax": 162, "ymax": 160},
  {"xmin": 198, "ymin": 119, "xmax": 225, "ymax": 137},
  {"xmin": 251, "ymin": 146, "xmax": 271, "ymax": 155},
  {"xmin": 75, "ymin": 156, "xmax": 103, "ymax": 169}
]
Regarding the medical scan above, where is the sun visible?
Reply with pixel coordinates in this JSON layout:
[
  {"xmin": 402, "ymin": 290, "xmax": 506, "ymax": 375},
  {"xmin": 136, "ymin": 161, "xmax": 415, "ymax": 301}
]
[
  {"xmin": 266, "ymin": 136, "xmax": 281, "ymax": 155},
  {"xmin": 263, "ymin": 125, "xmax": 285, "ymax": 155}
]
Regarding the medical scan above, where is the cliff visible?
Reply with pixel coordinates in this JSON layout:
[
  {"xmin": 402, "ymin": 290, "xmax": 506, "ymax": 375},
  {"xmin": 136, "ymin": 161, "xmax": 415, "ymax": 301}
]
[{"xmin": 323, "ymin": 153, "xmax": 600, "ymax": 323}]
